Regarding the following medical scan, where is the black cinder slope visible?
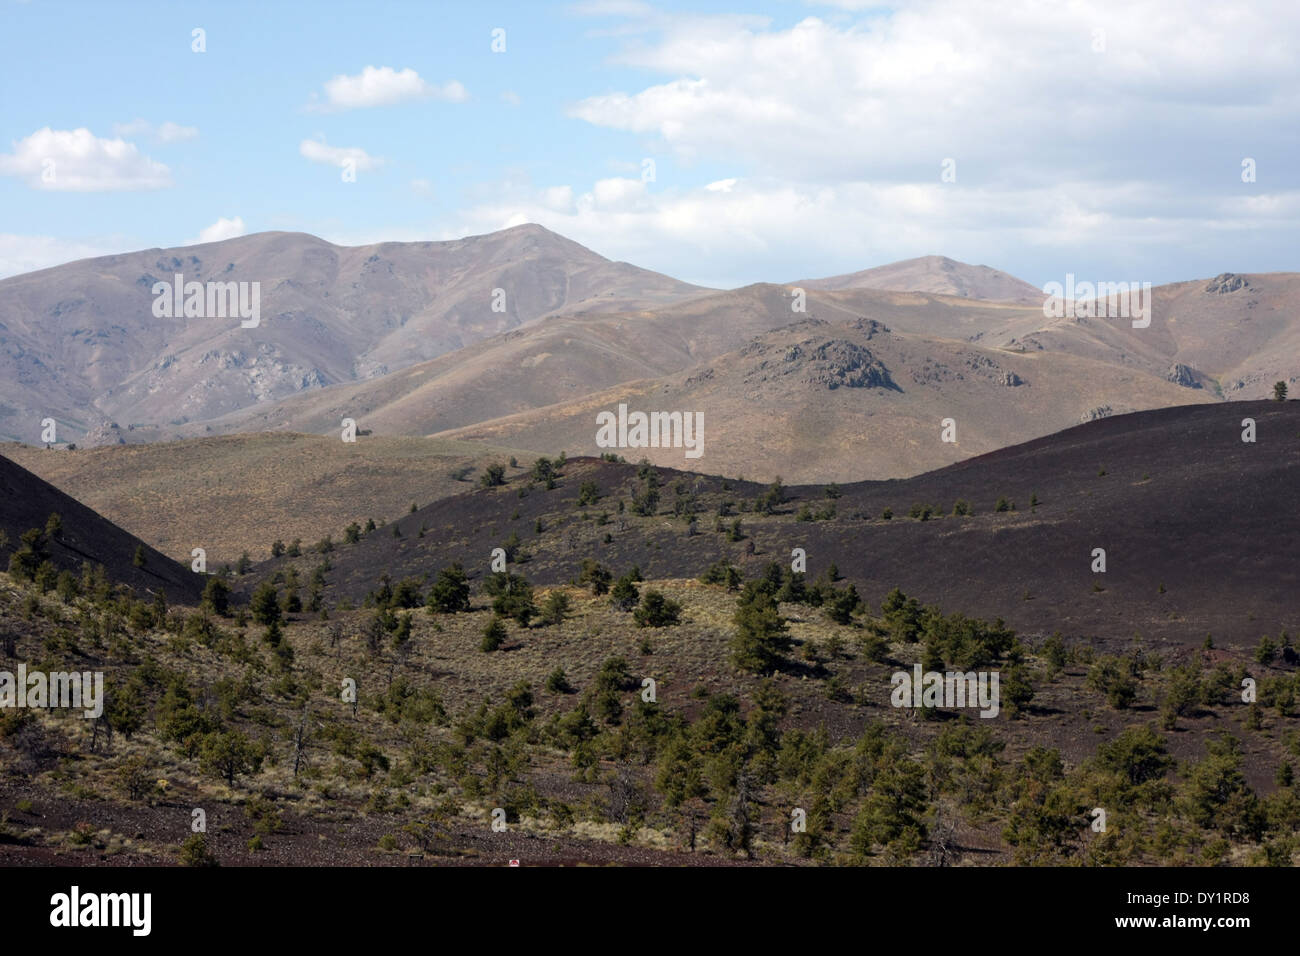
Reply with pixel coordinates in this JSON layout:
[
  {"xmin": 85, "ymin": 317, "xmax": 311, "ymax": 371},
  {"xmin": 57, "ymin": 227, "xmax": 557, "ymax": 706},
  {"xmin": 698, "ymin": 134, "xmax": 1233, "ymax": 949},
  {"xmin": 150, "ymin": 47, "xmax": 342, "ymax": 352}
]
[
  {"xmin": 279, "ymin": 401, "xmax": 1300, "ymax": 651},
  {"xmin": 0, "ymin": 451, "xmax": 203, "ymax": 602}
]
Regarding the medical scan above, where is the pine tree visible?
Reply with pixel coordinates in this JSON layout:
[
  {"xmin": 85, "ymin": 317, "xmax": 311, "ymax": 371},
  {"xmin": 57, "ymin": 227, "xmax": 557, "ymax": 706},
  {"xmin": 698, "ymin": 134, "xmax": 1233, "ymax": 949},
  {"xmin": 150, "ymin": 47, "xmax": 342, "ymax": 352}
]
[
  {"xmin": 481, "ymin": 616, "xmax": 507, "ymax": 652},
  {"xmin": 427, "ymin": 563, "xmax": 471, "ymax": 613},
  {"xmin": 634, "ymin": 590, "xmax": 682, "ymax": 628},
  {"xmin": 250, "ymin": 582, "xmax": 281, "ymax": 626},
  {"xmin": 610, "ymin": 574, "xmax": 640, "ymax": 611},
  {"xmin": 730, "ymin": 592, "xmax": 791, "ymax": 673},
  {"xmin": 201, "ymin": 577, "xmax": 231, "ymax": 616}
]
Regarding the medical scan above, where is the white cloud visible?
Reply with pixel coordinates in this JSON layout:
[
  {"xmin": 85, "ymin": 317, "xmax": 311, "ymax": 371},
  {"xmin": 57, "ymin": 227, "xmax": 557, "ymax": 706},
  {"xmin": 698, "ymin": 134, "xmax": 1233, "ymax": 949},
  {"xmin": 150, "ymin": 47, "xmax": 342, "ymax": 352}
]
[
  {"xmin": 539, "ymin": 185, "xmax": 574, "ymax": 212},
  {"xmin": 112, "ymin": 119, "xmax": 199, "ymax": 144},
  {"xmin": 0, "ymin": 233, "xmax": 132, "ymax": 279},
  {"xmin": 299, "ymin": 138, "xmax": 383, "ymax": 172},
  {"xmin": 314, "ymin": 66, "xmax": 467, "ymax": 111},
  {"xmin": 410, "ymin": 179, "xmax": 435, "ymax": 198},
  {"xmin": 186, "ymin": 216, "xmax": 246, "ymax": 246},
  {"xmin": 501, "ymin": 90, "xmax": 521, "ymax": 106},
  {"xmin": 438, "ymin": 168, "xmax": 1300, "ymax": 290},
  {"xmin": 586, "ymin": 177, "xmax": 649, "ymax": 211},
  {"xmin": 570, "ymin": 3, "xmax": 1300, "ymax": 188},
  {"xmin": 0, "ymin": 127, "xmax": 171, "ymax": 191},
  {"xmin": 546, "ymin": 1, "xmax": 1300, "ymax": 284}
]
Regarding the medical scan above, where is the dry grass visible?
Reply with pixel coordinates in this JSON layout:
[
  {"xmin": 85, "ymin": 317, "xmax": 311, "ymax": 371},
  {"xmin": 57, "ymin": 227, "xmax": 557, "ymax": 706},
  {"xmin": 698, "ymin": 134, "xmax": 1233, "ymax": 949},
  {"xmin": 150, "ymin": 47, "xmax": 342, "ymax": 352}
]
[{"xmin": 5, "ymin": 433, "xmax": 537, "ymax": 565}]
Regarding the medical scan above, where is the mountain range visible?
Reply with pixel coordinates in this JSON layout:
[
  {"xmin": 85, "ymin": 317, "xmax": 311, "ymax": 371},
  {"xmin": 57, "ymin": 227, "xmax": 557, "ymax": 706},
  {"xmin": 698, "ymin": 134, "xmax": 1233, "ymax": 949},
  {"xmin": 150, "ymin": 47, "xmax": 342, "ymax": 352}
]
[{"xmin": 2, "ymin": 224, "xmax": 1296, "ymax": 485}]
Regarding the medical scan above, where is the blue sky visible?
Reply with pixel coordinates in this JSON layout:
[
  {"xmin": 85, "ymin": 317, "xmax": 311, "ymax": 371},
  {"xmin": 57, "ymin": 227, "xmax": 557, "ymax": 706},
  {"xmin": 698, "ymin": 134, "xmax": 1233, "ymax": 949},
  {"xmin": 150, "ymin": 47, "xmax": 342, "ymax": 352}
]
[{"xmin": 2, "ymin": 0, "xmax": 1298, "ymax": 288}]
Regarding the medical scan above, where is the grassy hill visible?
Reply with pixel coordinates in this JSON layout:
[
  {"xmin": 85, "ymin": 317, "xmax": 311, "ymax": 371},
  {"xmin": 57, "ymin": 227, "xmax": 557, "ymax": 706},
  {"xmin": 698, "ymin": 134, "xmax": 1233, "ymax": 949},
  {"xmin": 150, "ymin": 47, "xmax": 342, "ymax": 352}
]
[
  {"xmin": 4, "ymin": 433, "xmax": 541, "ymax": 565},
  {"xmin": 0, "ymin": 451, "xmax": 202, "ymax": 602}
]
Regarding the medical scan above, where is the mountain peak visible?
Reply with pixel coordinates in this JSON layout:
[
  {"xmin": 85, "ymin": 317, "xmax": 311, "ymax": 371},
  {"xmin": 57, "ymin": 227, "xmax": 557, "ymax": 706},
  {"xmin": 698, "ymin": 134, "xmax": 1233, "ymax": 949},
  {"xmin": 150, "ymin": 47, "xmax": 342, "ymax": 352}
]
[{"xmin": 795, "ymin": 255, "xmax": 1042, "ymax": 304}]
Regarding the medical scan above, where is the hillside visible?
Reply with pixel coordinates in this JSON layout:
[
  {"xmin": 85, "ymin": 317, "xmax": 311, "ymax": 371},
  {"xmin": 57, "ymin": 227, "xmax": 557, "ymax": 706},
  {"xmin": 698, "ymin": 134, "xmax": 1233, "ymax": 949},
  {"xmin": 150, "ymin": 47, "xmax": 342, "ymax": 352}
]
[
  {"xmin": 2, "ymin": 402, "xmax": 1297, "ymax": 870},
  {"xmin": 796, "ymin": 254, "xmax": 1044, "ymax": 305},
  {"xmin": 168, "ymin": 283, "xmax": 1045, "ymax": 441},
  {"xmin": 429, "ymin": 316, "xmax": 1216, "ymax": 482},
  {"xmin": 280, "ymin": 401, "xmax": 1299, "ymax": 652},
  {"xmin": 4, "ymin": 433, "xmax": 541, "ymax": 565},
  {"xmin": 163, "ymin": 270, "xmax": 1300, "ymax": 483},
  {"xmin": 1013, "ymin": 271, "xmax": 1300, "ymax": 400},
  {"xmin": 0, "ymin": 224, "xmax": 709, "ymax": 445},
  {"xmin": 0, "ymin": 451, "xmax": 202, "ymax": 601}
]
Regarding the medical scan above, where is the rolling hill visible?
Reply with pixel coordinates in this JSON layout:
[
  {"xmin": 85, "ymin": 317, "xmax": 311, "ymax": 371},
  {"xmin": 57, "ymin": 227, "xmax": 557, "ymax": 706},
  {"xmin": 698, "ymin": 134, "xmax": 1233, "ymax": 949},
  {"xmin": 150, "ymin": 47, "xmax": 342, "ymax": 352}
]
[
  {"xmin": 428, "ymin": 314, "xmax": 1217, "ymax": 482},
  {"xmin": 177, "ymin": 283, "xmax": 1057, "ymax": 442},
  {"xmin": 269, "ymin": 400, "xmax": 1300, "ymax": 653},
  {"xmin": 0, "ymin": 224, "xmax": 709, "ymax": 445},
  {"xmin": 3, "ymin": 433, "xmax": 541, "ymax": 565}
]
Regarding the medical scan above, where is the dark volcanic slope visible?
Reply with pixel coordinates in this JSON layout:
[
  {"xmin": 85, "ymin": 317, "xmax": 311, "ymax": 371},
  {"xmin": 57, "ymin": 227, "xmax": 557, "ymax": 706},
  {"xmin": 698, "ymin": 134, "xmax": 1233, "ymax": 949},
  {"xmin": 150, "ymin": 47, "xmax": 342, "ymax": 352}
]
[
  {"xmin": 0, "ymin": 451, "xmax": 202, "ymax": 601},
  {"xmin": 265, "ymin": 401, "xmax": 1299, "ymax": 651}
]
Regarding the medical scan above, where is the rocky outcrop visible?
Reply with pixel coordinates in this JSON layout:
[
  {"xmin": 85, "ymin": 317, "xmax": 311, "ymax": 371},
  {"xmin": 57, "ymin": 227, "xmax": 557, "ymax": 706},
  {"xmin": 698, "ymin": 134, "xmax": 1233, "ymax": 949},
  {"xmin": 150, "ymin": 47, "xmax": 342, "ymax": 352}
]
[
  {"xmin": 848, "ymin": 318, "xmax": 890, "ymax": 339},
  {"xmin": 1166, "ymin": 363, "xmax": 1202, "ymax": 388},
  {"xmin": 83, "ymin": 422, "xmax": 127, "ymax": 446},
  {"xmin": 1205, "ymin": 273, "xmax": 1249, "ymax": 294},
  {"xmin": 745, "ymin": 338, "xmax": 900, "ymax": 391},
  {"xmin": 801, "ymin": 341, "xmax": 898, "ymax": 390}
]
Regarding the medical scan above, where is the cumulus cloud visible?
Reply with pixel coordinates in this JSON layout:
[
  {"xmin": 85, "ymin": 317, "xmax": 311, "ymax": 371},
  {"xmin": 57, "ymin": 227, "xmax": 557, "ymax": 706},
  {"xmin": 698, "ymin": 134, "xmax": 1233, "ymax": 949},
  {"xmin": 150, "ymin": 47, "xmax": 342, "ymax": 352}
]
[
  {"xmin": 539, "ymin": 185, "xmax": 575, "ymax": 212},
  {"xmin": 537, "ymin": 1, "xmax": 1300, "ymax": 284},
  {"xmin": 314, "ymin": 66, "xmax": 467, "ymax": 111},
  {"xmin": 440, "ymin": 167, "xmax": 1300, "ymax": 290},
  {"xmin": 186, "ymin": 216, "xmax": 246, "ymax": 246},
  {"xmin": 586, "ymin": 177, "xmax": 649, "ymax": 211},
  {"xmin": 570, "ymin": 3, "xmax": 1300, "ymax": 189},
  {"xmin": 299, "ymin": 138, "xmax": 383, "ymax": 172},
  {"xmin": 0, "ymin": 127, "xmax": 171, "ymax": 191}
]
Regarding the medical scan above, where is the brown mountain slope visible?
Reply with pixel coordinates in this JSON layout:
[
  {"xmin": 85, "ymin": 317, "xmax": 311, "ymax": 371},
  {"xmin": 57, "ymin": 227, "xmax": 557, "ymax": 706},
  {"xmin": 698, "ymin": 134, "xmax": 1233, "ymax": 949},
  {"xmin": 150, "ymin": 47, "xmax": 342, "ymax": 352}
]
[
  {"xmin": 429, "ymin": 317, "xmax": 1218, "ymax": 482},
  {"xmin": 151, "ymin": 271, "xmax": 1300, "ymax": 476},
  {"xmin": 0, "ymin": 224, "xmax": 709, "ymax": 445},
  {"xmin": 3, "ymin": 433, "xmax": 540, "ymax": 566},
  {"xmin": 796, "ymin": 254, "xmax": 1044, "ymax": 304},
  {"xmin": 180, "ymin": 285, "xmax": 1062, "ymax": 441},
  {"xmin": 1015, "ymin": 271, "xmax": 1300, "ymax": 399}
]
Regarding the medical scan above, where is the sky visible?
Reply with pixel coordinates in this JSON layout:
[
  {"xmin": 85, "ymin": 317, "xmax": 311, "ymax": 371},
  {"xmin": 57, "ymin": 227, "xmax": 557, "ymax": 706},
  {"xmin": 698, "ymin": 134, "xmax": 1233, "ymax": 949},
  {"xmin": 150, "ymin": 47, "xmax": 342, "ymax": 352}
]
[{"xmin": 1, "ymin": 0, "xmax": 1298, "ymax": 289}]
